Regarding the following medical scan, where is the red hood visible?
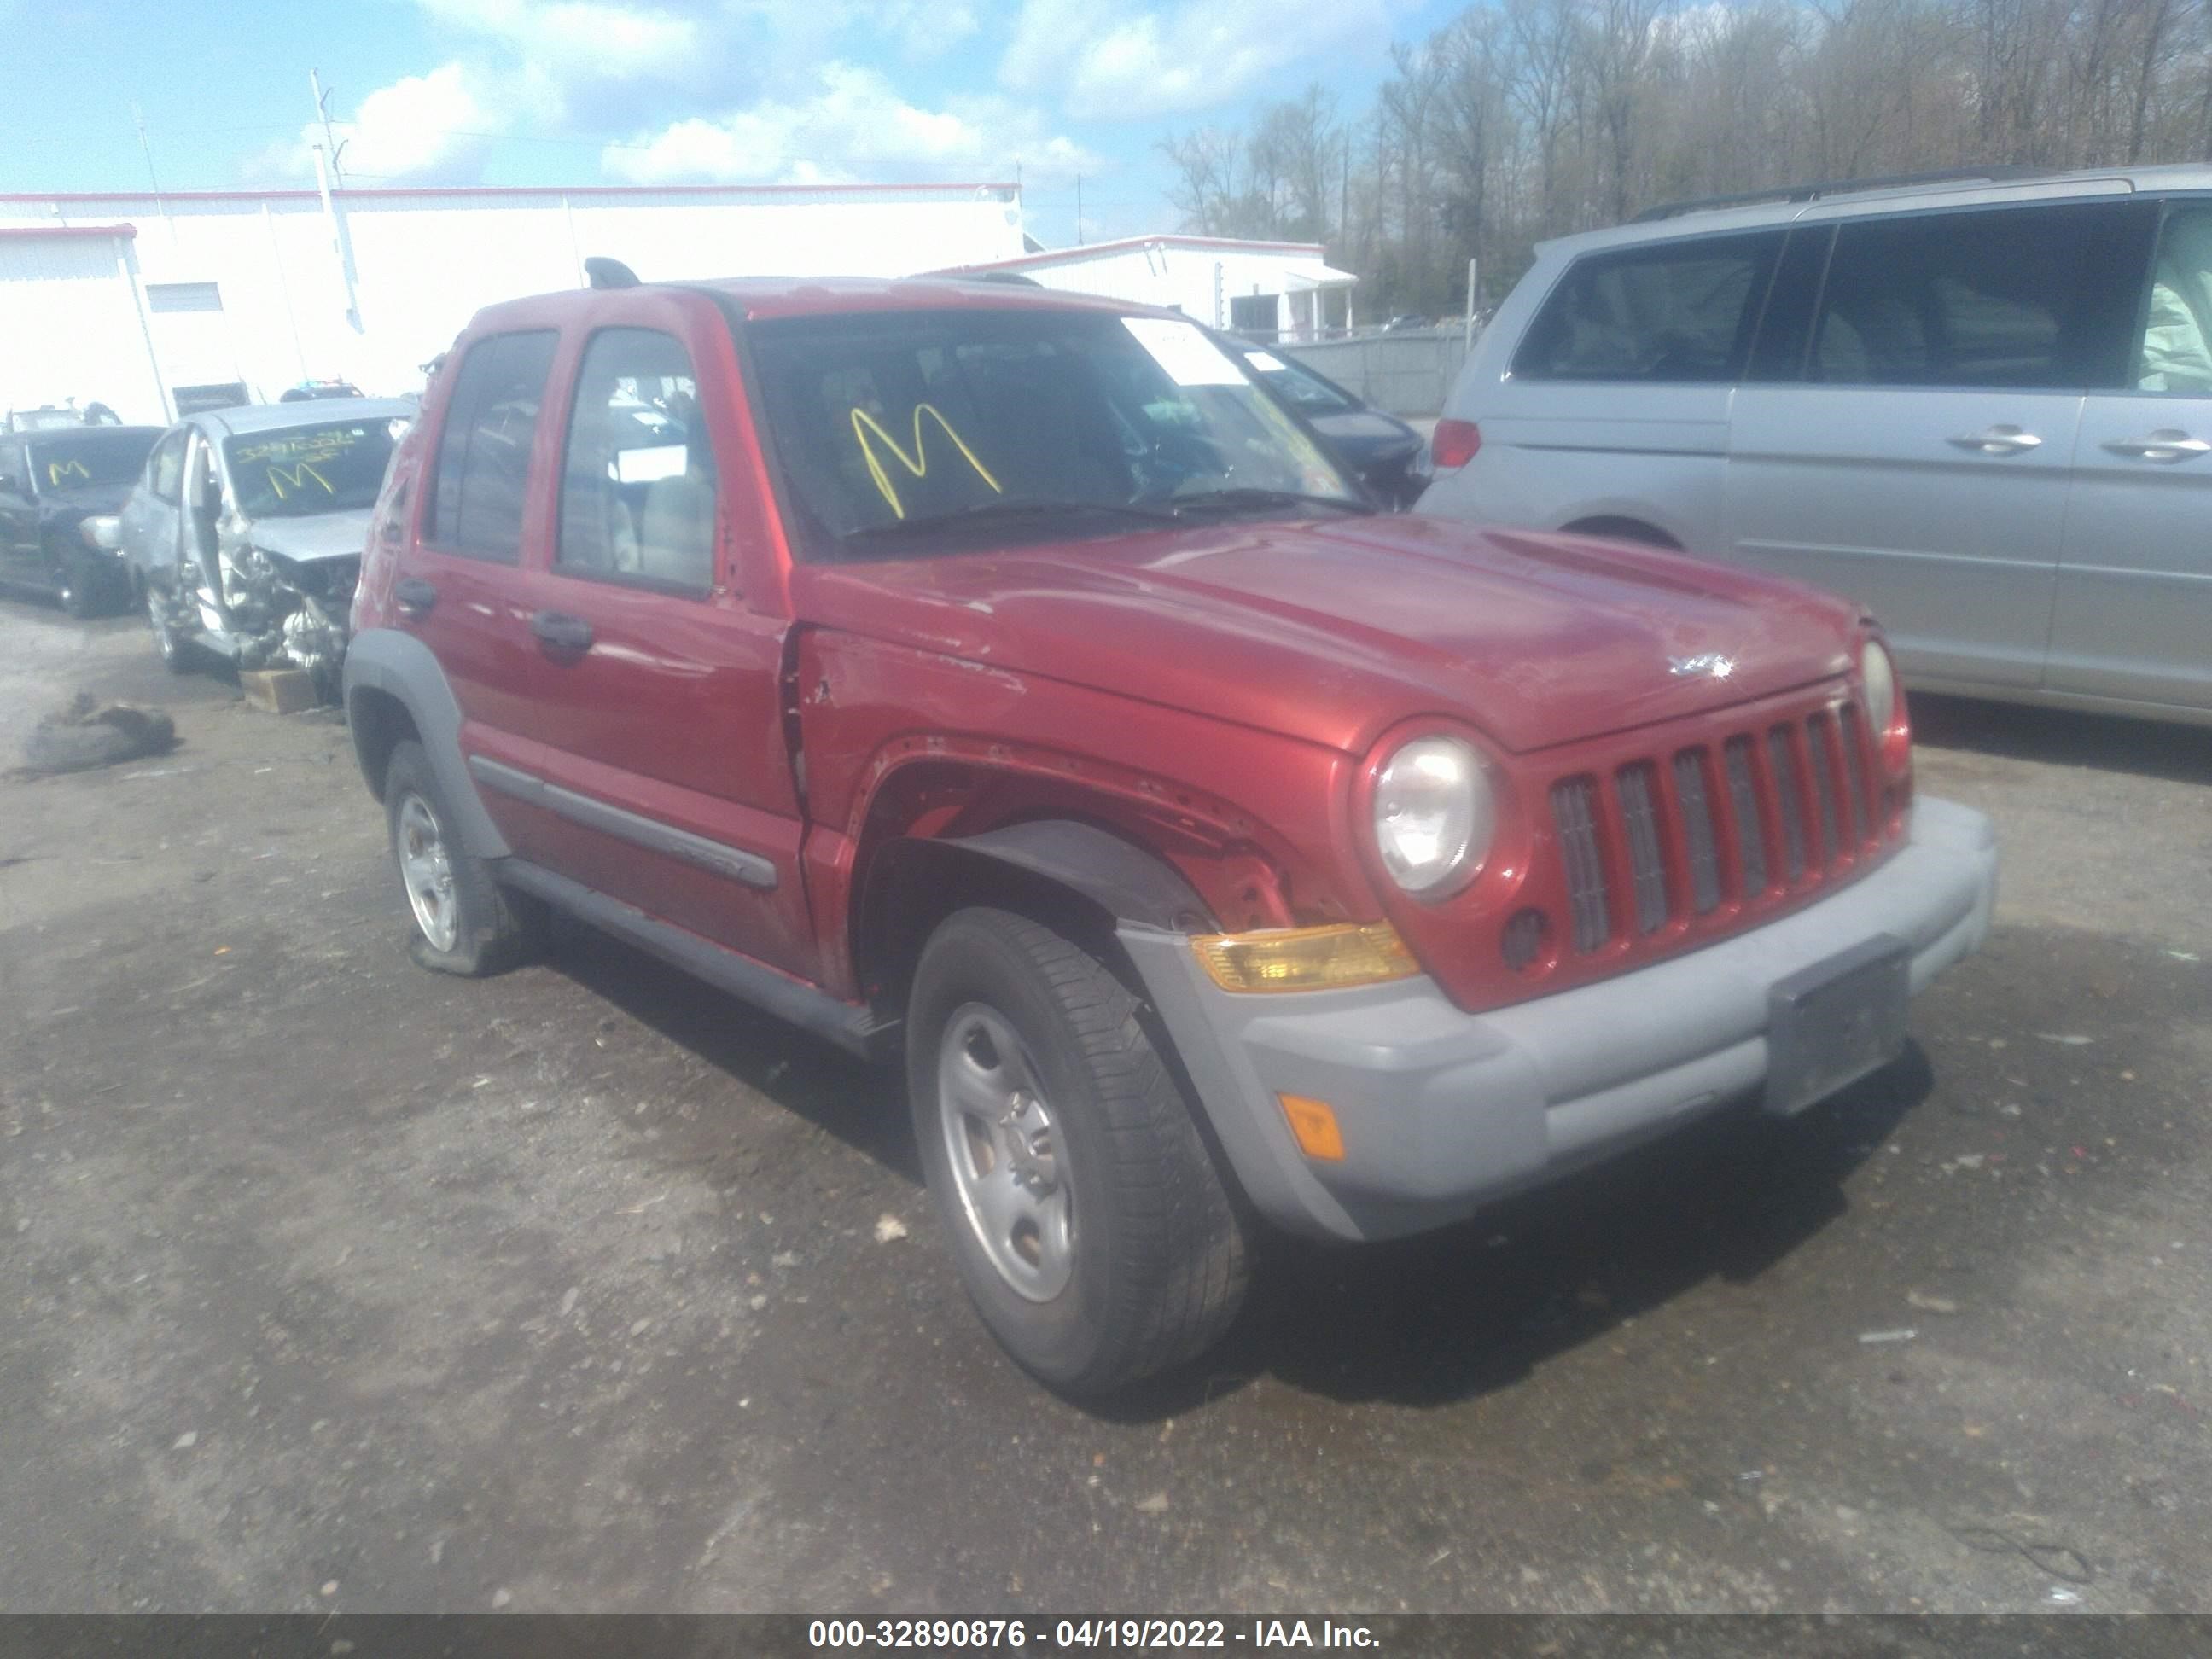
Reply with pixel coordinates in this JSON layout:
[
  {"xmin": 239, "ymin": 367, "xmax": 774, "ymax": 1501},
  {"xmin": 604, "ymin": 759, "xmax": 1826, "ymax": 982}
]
[{"xmin": 795, "ymin": 515, "xmax": 1860, "ymax": 755}]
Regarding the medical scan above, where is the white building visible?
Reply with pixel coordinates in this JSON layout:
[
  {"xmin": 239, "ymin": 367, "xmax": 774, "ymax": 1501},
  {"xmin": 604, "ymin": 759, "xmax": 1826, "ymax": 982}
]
[
  {"xmin": 0, "ymin": 182, "xmax": 1028, "ymax": 423},
  {"xmin": 940, "ymin": 235, "xmax": 1359, "ymax": 341}
]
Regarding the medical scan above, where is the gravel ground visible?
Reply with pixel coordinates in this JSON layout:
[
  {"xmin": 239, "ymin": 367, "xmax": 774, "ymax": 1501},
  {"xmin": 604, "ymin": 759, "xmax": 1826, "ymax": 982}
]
[{"xmin": 1, "ymin": 591, "xmax": 2208, "ymax": 1617}]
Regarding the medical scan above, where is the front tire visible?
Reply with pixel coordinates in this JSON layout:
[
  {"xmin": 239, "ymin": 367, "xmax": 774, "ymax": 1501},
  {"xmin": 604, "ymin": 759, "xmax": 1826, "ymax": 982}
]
[
  {"xmin": 55, "ymin": 553, "xmax": 99, "ymax": 620},
  {"xmin": 145, "ymin": 582, "xmax": 188, "ymax": 672},
  {"xmin": 907, "ymin": 906, "xmax": 1249, "ymax": 1394},
  {"xmin": 382, "ymin": 739, "xmax": 547, "ymax": 975}
]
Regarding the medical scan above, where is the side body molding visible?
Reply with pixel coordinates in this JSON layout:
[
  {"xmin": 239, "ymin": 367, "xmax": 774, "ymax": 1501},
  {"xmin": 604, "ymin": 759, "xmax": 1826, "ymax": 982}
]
[
  {"xmin": 342, "ymin": 626, "xmax": 511, "ymax": 860},
  {"xmin": 468, "ymin": 756, "xmax": 778, "ymax": 889}
]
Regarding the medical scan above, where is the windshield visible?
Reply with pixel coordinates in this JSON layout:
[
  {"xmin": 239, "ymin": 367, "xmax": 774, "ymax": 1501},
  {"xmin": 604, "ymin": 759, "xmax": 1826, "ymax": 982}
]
[
  {"xmin": 224, "ymin": 417, "xmax": 405, "ymax": 519},
  {"xmin": 747, "ymin": 308, "xmax": 1360, "ymax": 558},
  {"xmin": 25, "ymin": 428, "xmax": 160, "ymax": 491},
  {"xmin": 1239, "ymin": 348, "xmax": 1359, "ymax": 413}
]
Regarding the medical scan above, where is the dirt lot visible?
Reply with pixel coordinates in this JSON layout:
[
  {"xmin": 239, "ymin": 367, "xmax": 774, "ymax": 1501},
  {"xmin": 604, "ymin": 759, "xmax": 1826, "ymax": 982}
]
[{"xmin": 2, "ymin": 594, "xmax": 2209, "ymax": 1616}]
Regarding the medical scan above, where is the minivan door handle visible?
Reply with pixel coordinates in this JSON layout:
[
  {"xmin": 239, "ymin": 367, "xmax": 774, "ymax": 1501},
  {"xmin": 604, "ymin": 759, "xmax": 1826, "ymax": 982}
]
[
  {"xmin": 530, "ymin": 610, "xmax": 594, "ymax": 655},
  {"xmin": 1947, "ymin": 425, "xmax": 2043, "ymax": 455},
  {"xmin": 2101, "ymin": 429, "xmax": 2212, "ymax": 462},
  {"xmin": 393, "ymin": 577, "xmax": 437, "ymax": 619}
]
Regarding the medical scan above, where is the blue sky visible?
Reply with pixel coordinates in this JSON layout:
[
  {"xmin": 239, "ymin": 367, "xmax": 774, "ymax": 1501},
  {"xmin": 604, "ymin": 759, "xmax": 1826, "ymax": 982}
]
[{"xmin": 5, "ymin": 0, "xmax": 1452, "ymax": 247}]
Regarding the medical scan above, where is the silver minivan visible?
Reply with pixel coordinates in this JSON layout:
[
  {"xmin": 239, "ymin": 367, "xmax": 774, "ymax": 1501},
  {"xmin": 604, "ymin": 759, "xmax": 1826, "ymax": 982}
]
[{"xmin": 1420, "ymin": 166, "xmax": 2212, "ymax": 726}]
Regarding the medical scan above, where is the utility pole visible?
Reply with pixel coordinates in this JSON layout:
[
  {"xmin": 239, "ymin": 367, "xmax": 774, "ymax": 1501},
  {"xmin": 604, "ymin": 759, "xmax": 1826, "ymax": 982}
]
[
  {"xmin": 311, "ymin": 68, "xmax": 346, "ymax": 186},
  {"xmin": 132, "ymin": 102, "xmax": 174, "ymax": 242},
  {"xmin": 308, "ymin": 68, "xmax": 364, "ymax": 339}
]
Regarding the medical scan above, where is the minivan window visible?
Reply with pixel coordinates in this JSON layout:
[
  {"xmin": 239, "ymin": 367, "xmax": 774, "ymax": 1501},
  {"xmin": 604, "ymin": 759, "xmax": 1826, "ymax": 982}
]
[
  {"xmin": 1513, "ymin": 232, "xmax": 1782, "ymax": 382},
  {"xmin": 428, "ymin": 329, "xmax": 558, "ymax": 559},
  {"xmin": 556, "ymin": 329, "xmax": 715, "ymax": 591},
  {"xmin": 1811, "ymin": 202, "xmax": 2145, "ymax": 389},
  {"xmin": 2137, "ymin": 204, "xmax": 2212, "ymax": 393}
]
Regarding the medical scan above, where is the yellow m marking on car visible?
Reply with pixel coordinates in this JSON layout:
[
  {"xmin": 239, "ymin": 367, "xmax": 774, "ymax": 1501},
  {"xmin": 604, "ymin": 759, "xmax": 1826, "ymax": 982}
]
[
  {"xmin": 264, "ymin": 461, "xmax": 334, "ymax": 501},
  {"xmin": 45, "ymin": 459, "xmax": 92, "ymax": 487},
  {"xmin": 849, "ymin": 404, "xmax": 1002, "ymax": 520}
]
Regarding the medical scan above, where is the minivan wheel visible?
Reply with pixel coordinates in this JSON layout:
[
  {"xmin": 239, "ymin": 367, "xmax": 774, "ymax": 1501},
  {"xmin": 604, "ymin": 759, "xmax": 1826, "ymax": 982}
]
[
  {"xmin": 906, "ymin": 906, "xmax": 1249, "ymax": 1395},
  {"xmin": 381, "ymin": 739, "xmax": 548, "ymax": 975}
]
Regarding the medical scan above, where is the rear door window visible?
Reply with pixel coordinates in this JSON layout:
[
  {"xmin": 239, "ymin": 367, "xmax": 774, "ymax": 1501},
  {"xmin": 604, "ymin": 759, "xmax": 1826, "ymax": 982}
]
[
  {"xmin": 1811, "ymin": 201, "xmax": 2152, "ymax": 389},
  {"xmin": 427, "ymin": 329, "xmax": 559, "ymax": 559},
  {"xmin": 1513, "ymin": 231, "xmax": 1783, "ymax": 382}
]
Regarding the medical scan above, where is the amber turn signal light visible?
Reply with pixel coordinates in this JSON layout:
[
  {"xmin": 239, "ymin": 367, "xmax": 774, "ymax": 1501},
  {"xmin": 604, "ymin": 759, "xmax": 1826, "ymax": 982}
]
[
  {"xmin": 1278, "ymin": 1094, "xmax": 1346, "ymax": 1161},
  {"xmin": 1190, "ymin": 922, "xmax": 1419, "ymax": 993}
]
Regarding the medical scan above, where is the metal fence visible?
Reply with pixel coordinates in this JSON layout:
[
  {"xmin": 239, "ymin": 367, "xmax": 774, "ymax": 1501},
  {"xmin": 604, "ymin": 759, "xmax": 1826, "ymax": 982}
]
[{"xmin": 1278, "ymin": 329, "xmax": 1473, "ymax": 418}]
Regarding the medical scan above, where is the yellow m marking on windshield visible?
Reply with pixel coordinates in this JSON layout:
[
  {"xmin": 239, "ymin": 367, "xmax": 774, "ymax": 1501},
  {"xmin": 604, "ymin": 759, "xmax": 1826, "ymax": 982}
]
[
  {"xmin": 45, "ymin": 459, "xmax": 92, "ymax": 487},
  {"xmin": 264, "ymin": 461, "xmax": 334, "ymax": 501},
  {"xmin": 849, "ymin": 404, "xmax": 1002, "ymax": 520}
]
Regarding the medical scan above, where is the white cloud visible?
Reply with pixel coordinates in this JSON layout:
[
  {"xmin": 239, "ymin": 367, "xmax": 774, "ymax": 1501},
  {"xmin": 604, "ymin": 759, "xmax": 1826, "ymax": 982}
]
[
  {"xmin": 604, "ymin": 62, "xmax": 1092, "ymax": 183},
  {"xmin": 1001, "ymin": 0, "xmax": 1389, "ymax": 119}
]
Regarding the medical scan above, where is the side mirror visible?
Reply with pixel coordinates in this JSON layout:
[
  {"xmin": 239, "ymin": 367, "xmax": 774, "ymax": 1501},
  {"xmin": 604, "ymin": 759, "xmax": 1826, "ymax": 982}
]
[{"xmin": 82, "ymin": 515, "xmax": 123, "ymax": 551}]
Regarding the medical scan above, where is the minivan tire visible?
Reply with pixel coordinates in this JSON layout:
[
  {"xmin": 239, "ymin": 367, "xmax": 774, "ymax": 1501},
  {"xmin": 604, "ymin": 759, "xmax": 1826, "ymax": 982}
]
[
  {"xmin": 382, "ymin": 739, "xmax": 548, "ymax": 976},
  {"xmin": 906, "ymin": 906, "xmax": 1249, "ymax": 1395}
]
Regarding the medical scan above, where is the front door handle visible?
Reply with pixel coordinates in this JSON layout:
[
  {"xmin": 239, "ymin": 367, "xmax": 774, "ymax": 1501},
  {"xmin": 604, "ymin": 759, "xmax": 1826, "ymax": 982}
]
[
  {"xmin": 530, "ymin": 610, "xmax": 594, "ymax": 655},
  {"xmin": 2102, "ymin": 429, "xmax": 2212, "ymax": 462},
  {"xmin": 393, "ymin": 577, "xmax": 437, "ymax": 619},
  {"xmin": 1947, "ymin": 424, "xmax": 2043, "ymax": 455}
]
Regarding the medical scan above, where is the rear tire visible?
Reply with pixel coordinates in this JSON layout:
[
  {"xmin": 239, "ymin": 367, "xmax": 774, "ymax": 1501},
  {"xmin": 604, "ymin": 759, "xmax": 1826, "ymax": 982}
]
[
  {"xmin": 382, "ymin": 739, "xmax": 548, "ymax": 976},
  {"xmin": 906, "ymin": 906, "xmax": 1249, "ymax": 1395}
]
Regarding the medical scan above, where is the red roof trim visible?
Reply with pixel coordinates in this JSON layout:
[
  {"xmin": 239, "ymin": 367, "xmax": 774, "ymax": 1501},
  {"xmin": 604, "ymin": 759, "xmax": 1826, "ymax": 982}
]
[
  {"xmin": 0, "ymin": 222, "xmax": 136, "ymax": 242},
  {"xmin": 948, "ymin": 233, "xmax": 1327, "ymax": 272},
  {"xmin": 0, "ymin": 182, "xmax": 1016, "ymax": 207}
]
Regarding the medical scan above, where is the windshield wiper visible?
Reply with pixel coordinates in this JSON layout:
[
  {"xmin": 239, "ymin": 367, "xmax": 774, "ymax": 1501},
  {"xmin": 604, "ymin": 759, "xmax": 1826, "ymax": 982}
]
[
  {"xmin": 1165, "ymin": 487, "xmax": 1371, "ymax": 518},
  {"xmin": 844, "ymin": 497, "xmax": 1180, "ymax": 541}
]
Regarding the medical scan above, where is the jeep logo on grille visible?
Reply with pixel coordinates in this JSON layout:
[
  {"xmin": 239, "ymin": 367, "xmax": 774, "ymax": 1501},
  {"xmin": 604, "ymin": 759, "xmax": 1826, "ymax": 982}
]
[{"xmin": 1668, "ymin": 652, "xmax": 1736, "ymax": 679}]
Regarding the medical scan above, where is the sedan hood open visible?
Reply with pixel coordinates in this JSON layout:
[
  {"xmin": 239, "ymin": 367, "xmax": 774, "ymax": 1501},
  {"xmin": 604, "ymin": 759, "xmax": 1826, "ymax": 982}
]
[{"xmin": 803, "ymin": 514, "xmax": 1860, "ymax": 756}]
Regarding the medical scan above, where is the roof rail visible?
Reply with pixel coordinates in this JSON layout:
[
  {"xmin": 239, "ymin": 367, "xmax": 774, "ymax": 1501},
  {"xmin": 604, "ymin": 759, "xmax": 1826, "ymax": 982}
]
[{"xmin": 1631, "ymin": 166, "xmax": 2058, "ymax": 224}]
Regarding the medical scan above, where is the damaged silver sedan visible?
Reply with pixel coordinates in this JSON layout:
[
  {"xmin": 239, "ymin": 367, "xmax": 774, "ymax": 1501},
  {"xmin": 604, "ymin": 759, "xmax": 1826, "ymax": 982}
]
[{"xmin": 112, "ymin": 400, "xmax": 413, "ymax": 694}]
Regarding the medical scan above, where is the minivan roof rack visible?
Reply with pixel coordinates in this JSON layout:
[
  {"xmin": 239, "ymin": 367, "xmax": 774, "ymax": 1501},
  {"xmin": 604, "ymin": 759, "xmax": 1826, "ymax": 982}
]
[{"xmin": 1631, "ymin": 166, "xmax": 2058, "ymax": 223}]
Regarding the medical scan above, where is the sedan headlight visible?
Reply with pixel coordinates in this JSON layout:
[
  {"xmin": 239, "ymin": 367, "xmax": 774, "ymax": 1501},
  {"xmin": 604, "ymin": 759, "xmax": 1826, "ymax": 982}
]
[
  {"xmin": 1373, "ymin": 735, "xmax": 1493, "ymax": 895},
  {"xmin": 1861, "ymin": 639, "xmax": 1898, "ymax": 736}
]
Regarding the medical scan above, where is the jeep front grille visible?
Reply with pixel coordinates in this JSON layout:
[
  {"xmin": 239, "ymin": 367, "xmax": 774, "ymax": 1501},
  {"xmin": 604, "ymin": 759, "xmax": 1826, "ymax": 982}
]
[
  {"xmin": 1545, "ymin": 700, "xmax": 1883, "ymax": 956},
  {"xmin": 1551, "ymin": 777, "xmax": 1612, "ymax": 953}
]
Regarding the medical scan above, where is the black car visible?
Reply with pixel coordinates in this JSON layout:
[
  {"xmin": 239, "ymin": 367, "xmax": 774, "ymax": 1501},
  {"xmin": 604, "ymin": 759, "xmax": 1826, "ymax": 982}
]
[
  {"xmin": 1231, "ymin": 342, "xmax": 1430, "ymax": 509},
  {"xmin": 0, "ymin": 425, "xmax": 164, "ymax": 615}
]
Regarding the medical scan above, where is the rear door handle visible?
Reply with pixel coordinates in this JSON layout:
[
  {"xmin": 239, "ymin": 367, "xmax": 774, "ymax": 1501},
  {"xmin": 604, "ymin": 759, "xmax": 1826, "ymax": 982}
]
[
  {"xmin": 1947, "ymin": 424, "xmax": 2042, "ymax": 455},
  {"xmin": 393, "ymin": 577, "xmax": 437, "ymax": 619},
  {"xmin": 530, "ymin": 610, "xmax": 594, "ymax": 655},
  {"xmin": 2101, "ymin": 429, "xmax": 2212, "ymax": 462}
]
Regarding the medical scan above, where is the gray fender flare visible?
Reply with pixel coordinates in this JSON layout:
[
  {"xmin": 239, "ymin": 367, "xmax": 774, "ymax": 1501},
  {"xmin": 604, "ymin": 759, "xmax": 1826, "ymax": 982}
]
[
  {"xmin": 858, "ymin": 818, "xmax": 1216, "ymax": 1013},
  {"xmin": 943, "ymin": 820, "xmax": 1214, "ymax": 932},
  {"xmin": 342, "ymin": 626, "xmax": 511, "ymax": 860}
]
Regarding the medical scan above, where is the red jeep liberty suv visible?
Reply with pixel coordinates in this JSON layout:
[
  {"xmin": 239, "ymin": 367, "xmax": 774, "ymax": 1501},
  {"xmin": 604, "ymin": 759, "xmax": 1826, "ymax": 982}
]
[{"xmin": 346, "ymin": 274, "xmax": 1997, "ymax": 1394}]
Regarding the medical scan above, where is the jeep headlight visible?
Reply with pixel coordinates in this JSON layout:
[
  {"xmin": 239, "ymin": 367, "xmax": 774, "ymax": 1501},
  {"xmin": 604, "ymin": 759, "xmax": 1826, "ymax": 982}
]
[
  {"xmin": 1861, "ymin": 639, "xmax": 1898, "ymax": 736},
  {"xmin": 1373, "ymin": 736, "xmax": 1493, "ymax": 896}
]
